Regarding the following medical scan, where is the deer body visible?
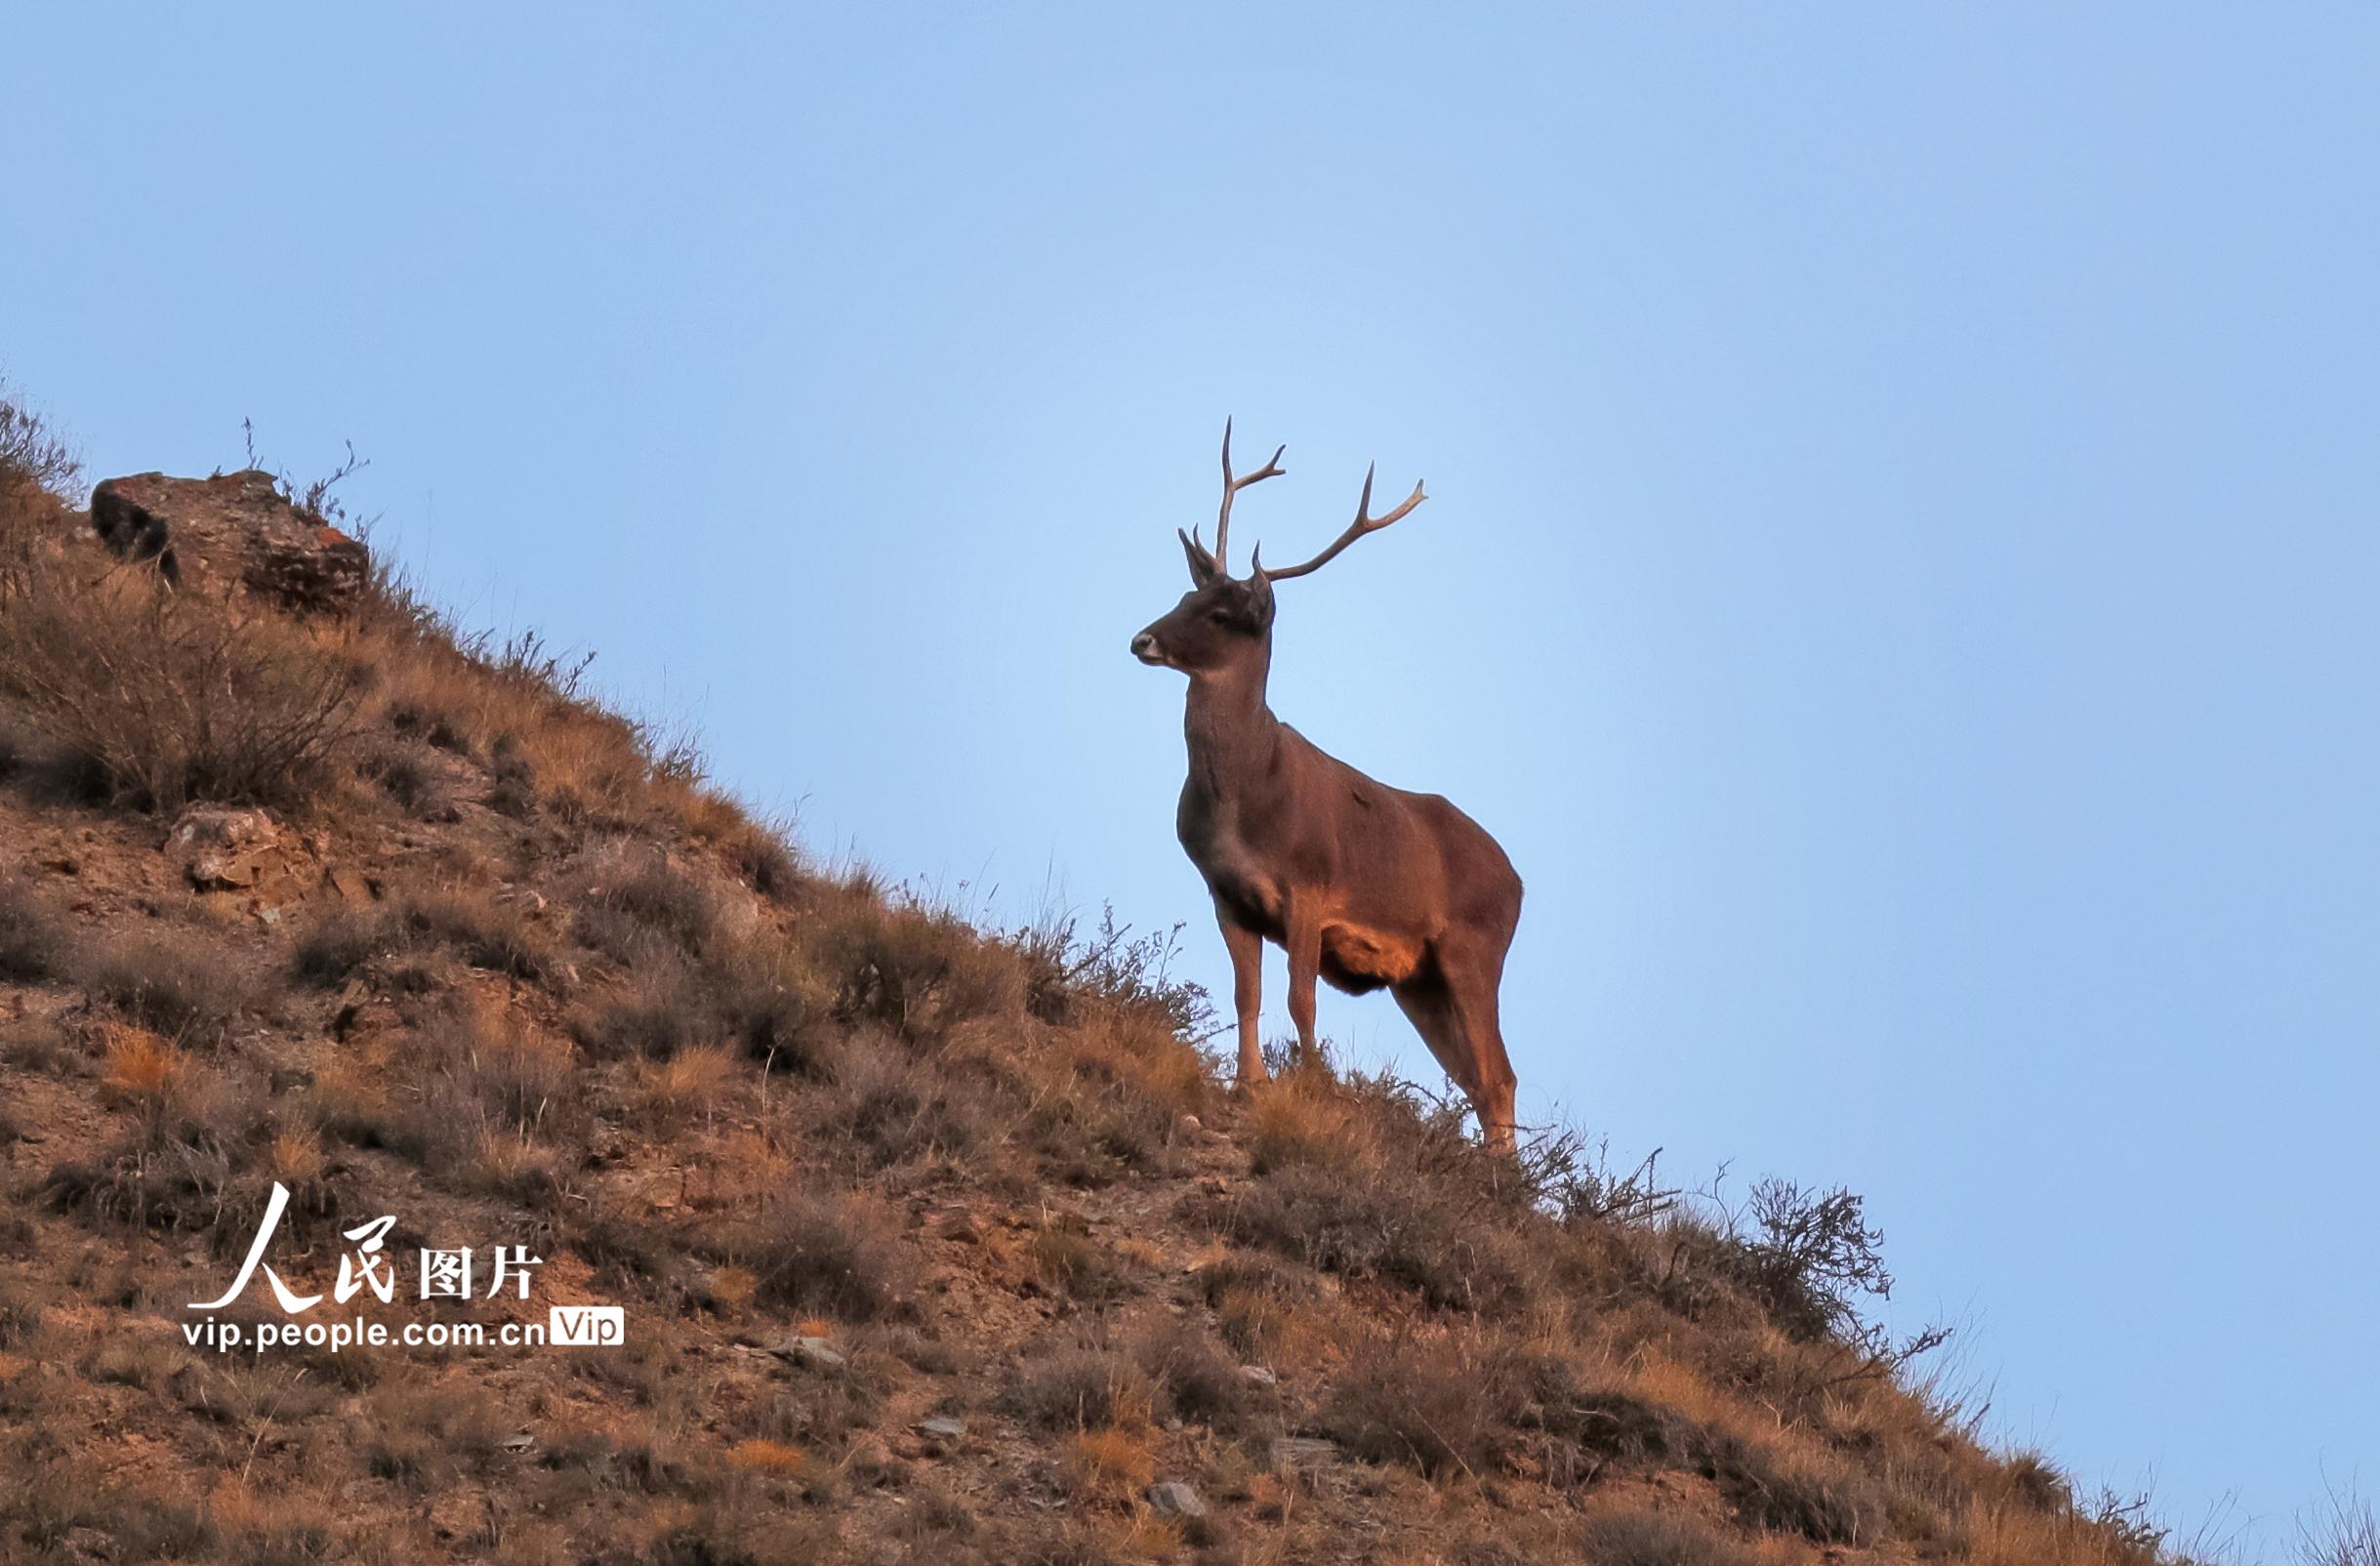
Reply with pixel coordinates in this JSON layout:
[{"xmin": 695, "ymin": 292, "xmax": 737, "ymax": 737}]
[{"xmin": 1132, "ymin": 425, "xmax": 1524, "ymax": 1150}]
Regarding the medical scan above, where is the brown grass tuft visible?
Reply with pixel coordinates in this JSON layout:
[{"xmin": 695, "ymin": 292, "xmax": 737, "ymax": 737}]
[
  {"xmin": 0, "ymin": 871, "xmax": 66, "ymax": 982},
  {"xmin": 741, "ymin": 1190, "xmax": 917, "ymax": 1322},
  {"xmin": 79, "ymin": 927, "xmax": 251, "ymax": 1048},
  {"xmin": 1060, "ymin": 1425, "xmax": 1157, "ymax": 1504},
  {"xmin": 1005, "ymin": 1348, "xmax": 1155, "ymax": 1433}
]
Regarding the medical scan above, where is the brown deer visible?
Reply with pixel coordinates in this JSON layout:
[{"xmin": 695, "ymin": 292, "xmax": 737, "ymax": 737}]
[{"xmin": 1130, "ymin": 423, "xmax": 1525, "ymax": 1151}]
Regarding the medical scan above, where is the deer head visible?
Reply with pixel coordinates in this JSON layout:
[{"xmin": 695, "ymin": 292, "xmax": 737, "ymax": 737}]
[{"xmin": 1130, "ymin": 420, "xmax": 1427, "ymax": 676}]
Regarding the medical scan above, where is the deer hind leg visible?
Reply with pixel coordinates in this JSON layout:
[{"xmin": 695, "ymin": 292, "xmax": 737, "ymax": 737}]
[
  {"xmin": 1216, "ymin": 902, "xmax": 1266, "ymax": 1088},
  {"xmin": 1393, "ymin": 958, "xmax": 1519, "ymax": 1154},
  {"xmin": 1283, "ymin": 902, "xmax": 1325, "ymax": 1071},
  {"xmin": 1445, "ymin": 960, "xmax": 1518, "ymax": 1154}
]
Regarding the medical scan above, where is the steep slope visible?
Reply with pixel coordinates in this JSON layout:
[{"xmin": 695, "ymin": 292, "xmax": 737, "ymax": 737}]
[{"xmin": 0, "ymin": 405, "xmax": 2190, "ymax": 1566}]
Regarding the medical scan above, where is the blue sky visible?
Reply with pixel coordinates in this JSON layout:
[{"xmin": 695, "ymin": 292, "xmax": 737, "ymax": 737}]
[{"xmin": 7, "ymin": 5, "xmax": 2374, "ymax": 1549}]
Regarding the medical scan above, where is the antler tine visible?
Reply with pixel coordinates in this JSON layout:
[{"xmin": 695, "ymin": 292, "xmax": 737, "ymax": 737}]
[
  {"xmin": 1257, "ymin": 460, "xmax": 1428, "ymax": 582},
  {"xmin": 1212, "ymin": 417, "xmax": 1287, "ymax": 576}
]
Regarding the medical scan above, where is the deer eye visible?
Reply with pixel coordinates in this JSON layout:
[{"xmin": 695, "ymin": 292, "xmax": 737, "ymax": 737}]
[{"xmin": 1205, "ymin": 607, "xmax": 1235, "ymax": 625}]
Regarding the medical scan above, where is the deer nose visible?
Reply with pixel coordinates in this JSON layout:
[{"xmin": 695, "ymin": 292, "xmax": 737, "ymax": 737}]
[{"xmin": 1130, "ymin": 631, "xmax": 1160, "ymax": 661}]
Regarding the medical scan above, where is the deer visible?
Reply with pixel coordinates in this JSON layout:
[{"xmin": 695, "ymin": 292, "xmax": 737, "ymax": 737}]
[{"xmin": 1129, "ymin": 423, "xmax": 1526, "ymax": 1152}]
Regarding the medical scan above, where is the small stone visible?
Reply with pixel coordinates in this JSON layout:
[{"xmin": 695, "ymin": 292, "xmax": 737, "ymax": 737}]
[
  {"xmin": 1240, "ymin": 1365, "xmax": 1277, "ymax": 1387},
  {"xmin": 1271, "ymin": 1437, "xmax": 1338, "ymax": 1469},
  {"xmin": 772, "ymin": 1336, "xmax": 844, "ymax": 1369},
  {"xmin": 500, "ymin": 1432, "xmax": 536, "ymax": 1453},
  {"xmin": 1177, "ymin": 1114, "xmax": 1202, "ymax": 1134},
  {"xmin": 1144, "ymin": 1481, "xmax": 1208, "ymax": 1519},
  {"xmin": 915, "ymin": 1417, "xmax": 965, "ymax": 1441}
]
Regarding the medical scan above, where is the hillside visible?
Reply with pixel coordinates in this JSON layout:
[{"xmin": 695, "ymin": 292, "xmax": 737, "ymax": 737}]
[{"xmin": 0, "ymin": 393, "xmax": 2192, "ymax": 1566}]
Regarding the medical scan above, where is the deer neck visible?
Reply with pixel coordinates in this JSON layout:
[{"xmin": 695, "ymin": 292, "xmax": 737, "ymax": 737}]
[{"xmin": 1182, "ymin": 654, "xmax": 1278, "ymax": 795}]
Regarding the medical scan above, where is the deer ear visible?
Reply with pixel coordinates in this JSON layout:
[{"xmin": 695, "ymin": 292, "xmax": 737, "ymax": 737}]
[
  {"xmin": 1178, "ymin": 527, "xmax": 1220, "ymax": 587},
  {"xmin": 1245, "ymin": 565, "xmax": 1275, "ymax": 623}
]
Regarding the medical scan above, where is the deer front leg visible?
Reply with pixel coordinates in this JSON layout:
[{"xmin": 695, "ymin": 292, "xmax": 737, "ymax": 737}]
[{"xmin": 1216, "ymin": 903, "xmax": 1266, "ymax": 1088}]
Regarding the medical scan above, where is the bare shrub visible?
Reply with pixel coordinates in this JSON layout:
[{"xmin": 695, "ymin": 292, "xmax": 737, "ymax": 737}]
[
  {"xmin": 1232, "ymin": 1158, "xmax": 1535, "ymax": 1315},
  {"xmin": 1128, "ymin": 1318, "xmax": 1247, "ymax": 1429},
  {"xmin": 570, "ymin": 843, "xmax": 721, "ymax": 960},
  {"xmin": 290, "ymin": 905, "xmax": 402, "ymax": 986},
  {"xmin": 715, "ymin": 811, "xmax": 802, "ymax": 900},
  {"xmin": 1194, "ymin": 1253, "xmax": 1316, "ymax": 1359},
  {"xmin": 806, "ymin": 887, "xmax": 1023, "ymax": 1043},
  {"xmin": 0, "ymin": 563, "xmax": 357, "ymax": 813},
  {"xmin": 1578, "ymin": 1509, "xmax": 1756, "ymax": 1566},
  {"xmin": 0, "ymin": 872, "xmax": 66, "ymax": 982},
  {"xmin": 742, "ymin": 1191, "xmax": 916, "ymax": 1322},
  {"xmin": 1322, "ymin": 1330, "xmax": 1523, "ymax": 1479},
  {"xmin": 0, "ymin": 384, "xmax": 79, "ymax": 498},
  {"xmin": 1028, "ymin": 1221, "xmax": 1132, "ymax": 1305},
  {"xmin": 79, "ymin": 927, "xmax": 251, "ymax": 1048},
  {"xmin": 0, "ymin": 1278, "xmax": 41, "ymax": 1348},
  {"xmin": 1727, "ymin": 1178, "xmax": 1893, "ymax": 1341},
  {"xmin": 1011, "ymin": 904, "xmax": 1213, "ymax": 1040},
  {"xmin": 576, "ymin": 932, "xmax": 836, "ymax": 1074},
  {"xmin": 397, "ymin": 886, "xmax": 551, "ymax": 980},
  {"xmin": 1004, "ymin": 1348, "xmax": 1154, "ymax": 1433},
  {"xmin": 2301, "ymin": 1486, "xmax": 2380, "ymax": 1566},
  {"xmin": 359, "ymin": 1379, "xmax": 509, "ymax": 1490},
  {"xmin": 356, "ymin": 1002, "xmax": 583, "ymax": 1207},
  {"xmin": 809, "ymin": 1045, "xmax": 999, "ymax": 1173},
  {"xmin": 1699, "ymin": 1428, "xmax": 1883, "ymax": 1545},
  {"xmin": 1325, "ymin": 1331, "xmax": 1696, "ymax": 1488}
]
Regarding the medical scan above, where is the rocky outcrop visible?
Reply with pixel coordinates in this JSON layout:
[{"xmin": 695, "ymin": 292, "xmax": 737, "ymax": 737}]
[
  {"xmin": 89, "ymin": 469, "xmax": 369, "ymax": 613},
  {"xmin": 166, "ymin": 803, "xmax": 372, "ymax": 919}
]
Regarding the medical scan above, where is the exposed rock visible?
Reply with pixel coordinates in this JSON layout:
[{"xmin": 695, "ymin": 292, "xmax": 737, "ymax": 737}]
[
  {"xmin": 1271, "ymin": 1437, "xmax": 1339, "ymax": 1469},
  {"xmin": 167, "ymin": 804, "xmax": 343, "ymax": 915},
  {"xmin": 771, "ymin": 1336, "xmax": 845, "ymax": 1369},
  {"xmin": 90, "ymin": 469, "xmax": 369, "ymax": 613},
  {"xmin": 171, "ymin": 804, "xmax": 281, "ymax": 888},
  {"xmin": 915, "ymin": 1416, "xmax": 965, "ymax": 1440},
  {"xmin": 1240, "ymin": 1365, "xmax": 1278, "ymax": 1388},
  {"xmin": 1144, "ymin": 1481, "xmax": 1208, "ymax": 1519}
]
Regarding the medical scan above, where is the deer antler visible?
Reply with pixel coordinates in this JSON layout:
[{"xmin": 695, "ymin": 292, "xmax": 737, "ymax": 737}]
[
  {"xmin": 1253, "ymin": 462, "xmax": 1427, "ymax": 581},
  {"xmin": 1194, "ymin": 417, "xmax": 1287, "ymax": 577}
]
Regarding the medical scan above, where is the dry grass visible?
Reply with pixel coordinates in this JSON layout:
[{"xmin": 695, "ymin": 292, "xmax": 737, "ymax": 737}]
[
  {"xmin": 1129, "ymin": 1317, "xmax": 1250, "ymax": 1430},
  {"xmin": 726, "ymin": 1437, "xmax": 808, "ymax": 1478},
  {"xmin": 99, "ymin": 1025, "xmax": 206, "ymax": 1129},
  {"xmin": 0, "ymin": 871, "xmax": 65, "ymax": 982},
  {"xmin": 627, "ymin": 1044, "xmax": 743, "ymax": 1128},
  {"xmin": 0, "ymin": 381, "xmax": 79, "ymax": 500},
  {"xmin": 291, "ymin": 882, "xmax": 554, "ymax": 988},
  {"xmin": 0, "ymin": 545, "xmax": 358, "ymax": 811},
  {"xmin": 739, "ymin": 1190, "xmax": 918, "ymax": 1322},
  {"xmin": 1060, "ymin": 1425, "xmax": 1157, "ymax": 1504},
  {"xmin": 1578, "ymin": 1508, "xmax": 1759, "ymax": 1566},
  {"xmin": 78, "ymin": 926, "xmax": 251, "ymax": 1049},
  {"xmin": 1005, "ymin": 1348, "xmax": 1156, "ymax": 1433}
]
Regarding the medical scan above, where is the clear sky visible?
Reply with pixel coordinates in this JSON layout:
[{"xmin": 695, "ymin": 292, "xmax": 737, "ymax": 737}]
[{"xmin": 7, "ymin": 5, "xmax": 2374, "ymax": 1551}]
